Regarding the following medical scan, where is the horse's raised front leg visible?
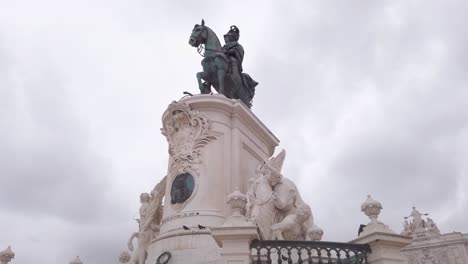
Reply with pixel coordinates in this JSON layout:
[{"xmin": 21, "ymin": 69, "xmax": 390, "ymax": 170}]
[
  {"xmin": 217, "ymin": 69, "xmax": 226, "ymax": 96},
  {"xmin": 196, "ymin": 72, "xmax": 211, "ymax": 94}
]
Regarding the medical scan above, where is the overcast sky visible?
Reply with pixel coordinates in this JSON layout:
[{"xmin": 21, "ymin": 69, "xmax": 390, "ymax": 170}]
[{"xmin": 1, "ymin": 0, "xmax": 467, "ymax": 263}]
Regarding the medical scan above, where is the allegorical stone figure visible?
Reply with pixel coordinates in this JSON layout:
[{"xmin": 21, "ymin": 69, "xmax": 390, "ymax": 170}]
[
  {"xmin": 127, "ymin": 177, "xmax": 166, "ymax": 264},
  {"xmin": 401, "ymin": 220, "xmax": 413, "ymax": 236},
  {"xmin": 139, "ymin": 193, "xmax": 151, "ymax": 229},
  {"xmin": 246, "ymin": 163, "xmax": 278, "ymax": 240},
  {"xmin": 426, "ymin": 218, "xmax": 440, "ymax": 235},
  {"xmin": 247, "ymin": 150, "xmax": 321, "ymax": 241},
  {"xmin": 407, "ymin": 207, "xmax": 424, "ymax": 229},
  {"xmin": 127, "ymin": 193, "xmax": 152, "ymax": 264}
]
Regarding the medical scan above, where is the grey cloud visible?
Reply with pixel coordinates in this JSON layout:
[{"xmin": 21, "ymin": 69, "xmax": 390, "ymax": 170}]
[
  {"xmin": 251, "ymin": 0, "xmax": 468, "ymax": 241},
  {"xmin": 1, "ymin": 0, "xmax": 468, "ymax": 262},
  {"xmin": 0, "ymin": 45, "xmax": 125, "ymax": 224}
]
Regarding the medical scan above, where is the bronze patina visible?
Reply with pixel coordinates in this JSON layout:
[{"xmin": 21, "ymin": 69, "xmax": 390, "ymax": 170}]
[{"xmin": 189, "ymin": 19, "xmax": 258, "ymax": 108}]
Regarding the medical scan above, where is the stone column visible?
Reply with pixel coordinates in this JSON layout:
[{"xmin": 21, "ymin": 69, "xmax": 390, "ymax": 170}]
[
  {"xmin": 211, "ymin": 188, "xmax": 259, "ymax": 264},
  {"xmin": 0, "ymin": 246, "xmax": 15, "ymax": 264},
  {"xmin": 350, "ymin": 195, "xmax": 412, "ymax": 264}
]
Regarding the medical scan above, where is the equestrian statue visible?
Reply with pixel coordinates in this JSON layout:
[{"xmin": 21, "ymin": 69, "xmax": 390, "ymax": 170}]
[{"xmin": 189, "ymin": 19, "xmax": 258, "ymax": 108}]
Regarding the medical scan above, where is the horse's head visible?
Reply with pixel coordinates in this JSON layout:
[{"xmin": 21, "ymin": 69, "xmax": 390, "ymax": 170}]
[{"xmin": 189, "ymin": 19, "xmax": 207, "ymax": 47}]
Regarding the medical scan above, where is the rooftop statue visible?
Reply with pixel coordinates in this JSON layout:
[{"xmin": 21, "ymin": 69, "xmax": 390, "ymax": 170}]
[
  {"xmin": 404, "ymin": 206, "xmax": 428, "ymax": 230},
  {"xmin": 401, "ymin": 206, "xmax": 440, "ymax": 239},
  {"xmin": 189, "ymin": 20, "xmax": 258, "ymax": 108}
]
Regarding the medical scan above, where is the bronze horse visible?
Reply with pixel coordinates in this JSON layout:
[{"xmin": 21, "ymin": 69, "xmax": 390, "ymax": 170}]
[{"xmin": 189, "ymin": 20, "xmax": 257, "ymax": 108}]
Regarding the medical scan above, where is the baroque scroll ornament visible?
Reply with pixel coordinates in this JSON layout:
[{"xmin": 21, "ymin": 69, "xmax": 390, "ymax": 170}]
[{"xmin": 161, "ymin": 101, "xmax": 216, "ymax": 174}]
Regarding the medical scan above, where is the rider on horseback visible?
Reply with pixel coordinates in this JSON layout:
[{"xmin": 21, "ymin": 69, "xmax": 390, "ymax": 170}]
[
  {"xmin": 222, "ymin": 26, "xmax": 244, "ymax": 76},
  {"xmin": 189, "ymin": 21, "xmax": 258, "ymax": 107},
  {"xmin": 222, "ymin": 25, "xmax": 257, "ymax": 106}
]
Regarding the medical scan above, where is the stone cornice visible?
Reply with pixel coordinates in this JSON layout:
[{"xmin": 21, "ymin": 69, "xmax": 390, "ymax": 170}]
[
  {"xmin": 351, "ymin": 232, "xmax": 413, "ymax": 247},
  {"xmin": 177, "ymin": 94, "xmax": 279, "ymax": 155}
]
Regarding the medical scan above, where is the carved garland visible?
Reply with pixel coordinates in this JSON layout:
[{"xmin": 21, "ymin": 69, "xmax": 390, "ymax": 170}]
[
  {"xmin": 405, "ymin": 248, "xmax": 450, "ymax": 264},
  {"xmin": 161, "ymin": 101, "xmax": 217, "ymax": 211}
]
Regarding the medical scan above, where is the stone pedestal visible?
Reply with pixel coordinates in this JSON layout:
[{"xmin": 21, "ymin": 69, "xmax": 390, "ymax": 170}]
[
  {"xmin": 353, "ymin": 195, "xmax": 412, "ymax": 263},
  {"xmin": 211, "ymin": 186, "xmax": 259, "ymax": 264},
  {"xmin": 352, "ymin": 232, "xmax": 412, "ymax": 264},
  {"xmin": 145, "ymin": 95, "xmax": 278, "ymax": 264},
  {"xmin": 212, "ymin": 226, "xmax": 259, "ymax": 264}
]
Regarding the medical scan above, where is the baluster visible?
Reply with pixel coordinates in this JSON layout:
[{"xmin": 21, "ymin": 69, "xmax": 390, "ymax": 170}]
[
  {"xmin": 297, "ymin": 247, "xmax": 303, "ymax": 264},
  {"xmin": 357, "ymin": 250, "xmax": 364, "ymax": 264},
  {"xmin": 363, "ymin": 250, "xmax": 369, "ymax": 264},
  {"xmin": 345, "ymin": 249, "xmax": 351, "ymax": 262},
  {"xmin": 317, "ymin": 248, "xmax": 323, "ymax": 264},
  {"xmin": 286, "ymin": 247, "xmax": 292, "ymax": 264},
  {"xmin": 336, "ymin": 249, "xmax": 342, "ymax": 264},
  {"xmin": 326, "ymin": 249, "xmax": 332, "ymax": 264},
  {"xmin": 307, "ymin": 247, "xmax": 313, "ymax": 264},
  {"xmin": 277, "ymin": 247, "xmax": 282, "ymax": 264},
  {"xmin": 266, "ymin": 246, "xmax": 272, "ymax": 264},
  {"xmin": 254, "ymin": 246, "xmax": 261, "ymax": 264}
]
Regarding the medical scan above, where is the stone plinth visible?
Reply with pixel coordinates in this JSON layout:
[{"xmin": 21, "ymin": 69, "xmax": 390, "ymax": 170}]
[
  {"xmin": 212, "ymin": 226, "xmax": 259, "ymax": 264},
  {"xmin": 210, "ymin": 188, "xmax": 259, "ymax": 264},
  {"xmin": 352, "ymin": 195, "xmax": 412, "ymax": 263},
  {"xmin": 360, "ymin": 195, "xmax": 396, "ymax": 237},
  {"xmin": 351, "ymin": 232, "xmax": 412, "ymax": 264},
  {"xmin": 145, "ymin": 95, "xmax": 278, "ymax": 264}
]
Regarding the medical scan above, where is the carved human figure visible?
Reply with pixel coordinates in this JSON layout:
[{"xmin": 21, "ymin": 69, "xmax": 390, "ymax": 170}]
[
  {"xmin": 407, "ymin": 207, "xmax": 424, "ymax": 229},
  {"xmin": 401, "ymin": 220, "xmax": 413, "ymax": 236},
  {"xmin": 128, "ymin": 193, "xmax": 152, "ymax": 264},
  {"xmin": 138, "ymin": 193, "xmax": 151, "ymax": 230},
  {"xmin": 247, "ymin": 150, "xmax": 318, "ymax": 241},
  {"xmin": 147, "ymin": 177, "xmax": 166, "ymax": 232},
  {"xmin": 426, "ymin": 218, "xmax": 441, "ymax": 235},
  {"xmin": 269, "ymin": 170, "xmax": 312, "ymax": 240},
  {"xmin": 127, "ymin": 177, "xmax": 167, "ymax": 264},
  {"xmin": 222, "ymin": 26, "xmax": 244, "ymax": 76},
  {"xmin": 246, "ymin": 164, "xmax": 277, "ymax": 240}
]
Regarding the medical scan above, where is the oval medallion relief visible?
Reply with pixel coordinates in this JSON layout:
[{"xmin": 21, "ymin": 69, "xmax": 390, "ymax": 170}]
[{"xmin": 170, "ymin": 173, "xmax": 195, "ymax": 204}]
